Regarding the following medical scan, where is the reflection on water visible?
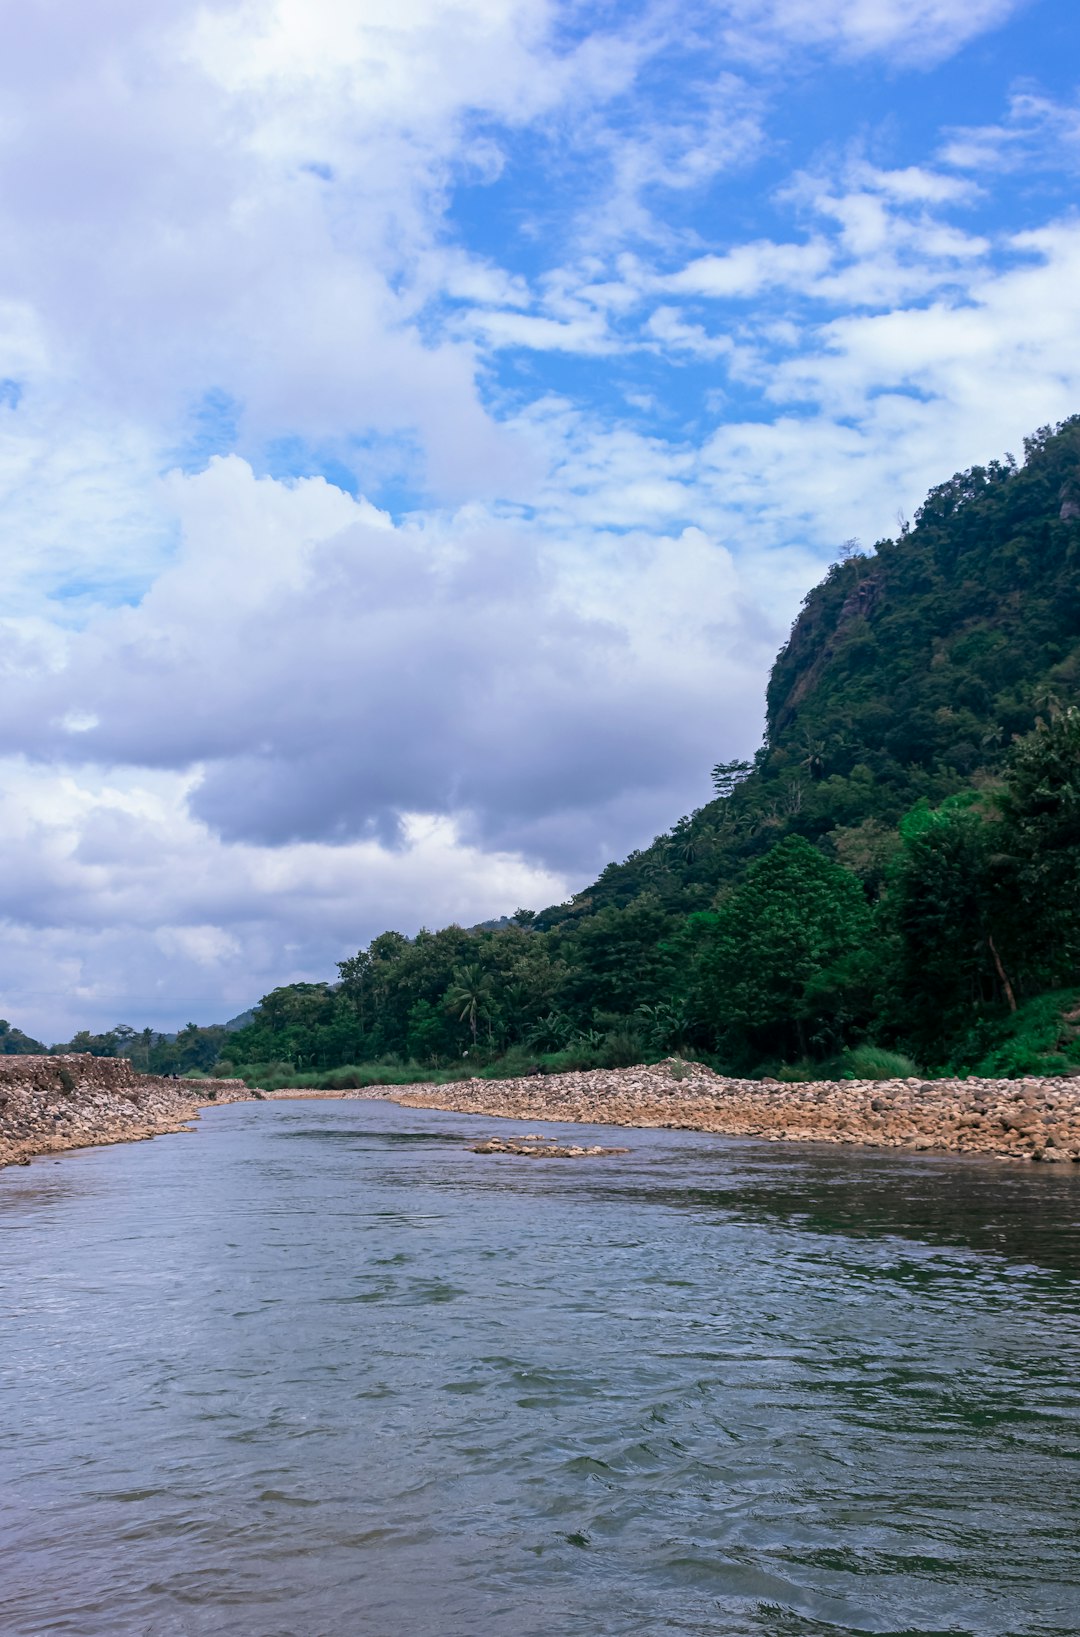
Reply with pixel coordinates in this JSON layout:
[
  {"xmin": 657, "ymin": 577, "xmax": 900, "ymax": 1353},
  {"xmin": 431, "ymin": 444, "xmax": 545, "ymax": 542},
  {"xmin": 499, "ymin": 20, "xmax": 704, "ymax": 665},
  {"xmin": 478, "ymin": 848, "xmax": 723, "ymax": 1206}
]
[{"xmin": 1, "ymin": 1100, "xmax": 1078, "ymax": 1637}]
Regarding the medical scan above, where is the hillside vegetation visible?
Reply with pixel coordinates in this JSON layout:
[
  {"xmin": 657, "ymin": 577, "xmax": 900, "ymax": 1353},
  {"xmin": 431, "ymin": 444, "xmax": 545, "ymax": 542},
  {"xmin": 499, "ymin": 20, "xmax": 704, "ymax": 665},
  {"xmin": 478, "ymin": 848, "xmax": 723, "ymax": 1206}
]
[{"xmin": 47, "ymin": 416, "xmax": 1080, "ymax": 1084}]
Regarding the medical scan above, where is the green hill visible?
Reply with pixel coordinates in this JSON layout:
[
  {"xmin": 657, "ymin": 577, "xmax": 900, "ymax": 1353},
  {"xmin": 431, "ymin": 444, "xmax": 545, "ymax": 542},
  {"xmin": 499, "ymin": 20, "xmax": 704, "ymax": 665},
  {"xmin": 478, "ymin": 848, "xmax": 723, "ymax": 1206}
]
[
  {"xmin": 41, "ymin": 416, "xmax": 1080, "ymax": 1084},
  {"xmin": 542, "ymin": 416, "xmax": 1080, "ymax": 925}
]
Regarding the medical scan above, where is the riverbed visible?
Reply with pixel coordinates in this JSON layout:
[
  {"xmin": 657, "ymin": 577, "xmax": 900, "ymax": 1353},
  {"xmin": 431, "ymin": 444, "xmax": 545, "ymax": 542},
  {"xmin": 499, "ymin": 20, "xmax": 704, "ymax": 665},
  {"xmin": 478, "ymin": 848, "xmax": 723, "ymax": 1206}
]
[{"xmin": 2, "ymin": 1098, "xmax": 1078, "ymax": 1635}]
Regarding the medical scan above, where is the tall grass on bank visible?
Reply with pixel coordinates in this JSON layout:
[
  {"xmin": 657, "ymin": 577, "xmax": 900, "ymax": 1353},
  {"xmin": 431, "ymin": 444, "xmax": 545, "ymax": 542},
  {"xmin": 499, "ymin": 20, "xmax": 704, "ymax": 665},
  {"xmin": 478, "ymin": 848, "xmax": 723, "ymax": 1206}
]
[
  {"xmin": 951, "ymin": 988, "xmax": 1080, "ymax": 1078},
  {"xmin": 221, "ymin": 1042, "xmax": 651, "ymax": 1093}
]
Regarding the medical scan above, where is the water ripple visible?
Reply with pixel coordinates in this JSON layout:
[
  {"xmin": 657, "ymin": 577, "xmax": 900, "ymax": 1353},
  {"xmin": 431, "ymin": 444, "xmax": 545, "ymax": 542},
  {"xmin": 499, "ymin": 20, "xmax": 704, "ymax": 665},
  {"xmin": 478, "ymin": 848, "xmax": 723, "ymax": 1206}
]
[{"xmin": 1, "ymin": 1100, "xmax": 1078, "ymax": 1636}]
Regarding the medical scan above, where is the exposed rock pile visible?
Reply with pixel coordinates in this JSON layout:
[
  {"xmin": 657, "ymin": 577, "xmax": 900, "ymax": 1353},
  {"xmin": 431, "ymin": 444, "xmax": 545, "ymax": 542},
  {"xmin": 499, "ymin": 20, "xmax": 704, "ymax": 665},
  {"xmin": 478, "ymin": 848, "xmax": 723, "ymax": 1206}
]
[
  {"xmin": 0, "ymin": 1055, "xmax": 254, "ymax": 1169},
  {"xmin": 376, "ymin": 1059, "xmax": 1080, "ymax": 1162},
  {"xmin": 471, "ymin": 1134, "xmax": 629, "ymax": 1158}
]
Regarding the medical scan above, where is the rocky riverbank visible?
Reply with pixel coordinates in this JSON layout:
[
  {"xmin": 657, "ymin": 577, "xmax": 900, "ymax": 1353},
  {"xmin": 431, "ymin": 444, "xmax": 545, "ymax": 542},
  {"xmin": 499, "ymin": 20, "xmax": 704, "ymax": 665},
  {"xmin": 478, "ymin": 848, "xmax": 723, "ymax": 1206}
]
[
  {"xmin": 7, "ymin": 1054, "xmax": 1080, "ymax": 1169},
  {"xmin": 282, "ymin": 1059, "xmax": 1080, "ymax": 1163},
  {"xmin": 0, "ymin": 1055, "xmax": 255, "ymax": 1169}
]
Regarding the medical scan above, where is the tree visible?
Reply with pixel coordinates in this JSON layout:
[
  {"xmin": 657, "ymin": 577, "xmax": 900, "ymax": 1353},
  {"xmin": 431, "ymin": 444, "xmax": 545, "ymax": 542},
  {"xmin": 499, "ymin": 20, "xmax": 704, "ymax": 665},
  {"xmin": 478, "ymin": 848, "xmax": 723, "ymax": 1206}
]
[
  {"xmin": 406, "ymin": 999, "xmax": 452, "ymax": 1064},
  {"xmin": 998, "ymin": 707, "xmax": 1080, "ymax": 982},
  {"xmin": 0, "ymin": 1020, "xmax": 46, "ymax": 1055},
  {"xmin": 336, "ymin": 950, "xmax": 373, "ymax": 1030},
  {"xmin": 711, "ymin": 759, "xmax": 753, "ymax": 799},
  {"xmin": 555, "ymin": 898, "xmax": 678, "ymax": 1028},
  {"xmin": 444, "ymin": 964, "xmax": 494, "ymax": 1049},
  {"xmin": 693, "ymin": 836, "xmax": 873, "ymax": 1061},
  {"xmin": 881, "ymin": 794, "xmax": 1018, "ymax": 1052}
]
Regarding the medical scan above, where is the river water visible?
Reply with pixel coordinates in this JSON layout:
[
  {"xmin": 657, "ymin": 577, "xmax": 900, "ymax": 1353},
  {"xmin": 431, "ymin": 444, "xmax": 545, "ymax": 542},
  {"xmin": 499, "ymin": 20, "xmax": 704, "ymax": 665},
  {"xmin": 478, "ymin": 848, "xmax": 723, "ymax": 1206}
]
[{"xmin": 1, "ymin": 1099, "xmax": 1078, "ymax": 1637}]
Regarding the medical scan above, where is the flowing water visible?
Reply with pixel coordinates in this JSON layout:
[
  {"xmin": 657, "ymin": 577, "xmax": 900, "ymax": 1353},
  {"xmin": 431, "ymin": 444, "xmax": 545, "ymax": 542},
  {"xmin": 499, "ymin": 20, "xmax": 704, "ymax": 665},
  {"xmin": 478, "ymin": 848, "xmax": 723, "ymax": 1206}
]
[{"xmin": 2, "ymin": 1099, "xmax": 1079, "ymax": 1636}]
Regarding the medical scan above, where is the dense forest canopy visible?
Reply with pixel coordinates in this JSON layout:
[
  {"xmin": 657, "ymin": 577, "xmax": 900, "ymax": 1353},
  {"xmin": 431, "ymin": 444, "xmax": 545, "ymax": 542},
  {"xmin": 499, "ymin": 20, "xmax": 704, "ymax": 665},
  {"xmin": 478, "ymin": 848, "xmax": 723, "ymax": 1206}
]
[{"xmin": 41, "ymin": 416, "xmax": 1080, "ymax": 1084}]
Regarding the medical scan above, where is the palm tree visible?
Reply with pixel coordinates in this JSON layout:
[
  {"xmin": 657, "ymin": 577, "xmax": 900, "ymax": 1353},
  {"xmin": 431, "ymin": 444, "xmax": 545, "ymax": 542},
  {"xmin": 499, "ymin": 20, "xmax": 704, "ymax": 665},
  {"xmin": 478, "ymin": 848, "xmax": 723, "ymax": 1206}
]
[{"xmin": 445, "ymin": 964, "xmax": 494, "ymax": 1049}]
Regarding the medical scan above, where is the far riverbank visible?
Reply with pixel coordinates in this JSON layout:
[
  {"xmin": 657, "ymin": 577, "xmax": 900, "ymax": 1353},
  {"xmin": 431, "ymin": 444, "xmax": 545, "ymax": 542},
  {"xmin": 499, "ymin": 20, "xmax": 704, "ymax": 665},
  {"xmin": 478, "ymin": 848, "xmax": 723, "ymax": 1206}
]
[{"xmin": 268, "ymin": 1059, "xmax": 1080, "ymax": 1163}]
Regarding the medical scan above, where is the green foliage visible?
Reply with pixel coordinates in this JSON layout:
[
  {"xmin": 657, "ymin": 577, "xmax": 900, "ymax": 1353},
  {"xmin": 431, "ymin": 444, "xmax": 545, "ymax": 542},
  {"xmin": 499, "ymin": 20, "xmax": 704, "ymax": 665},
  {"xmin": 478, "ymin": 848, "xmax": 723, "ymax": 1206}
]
[
  {"xmin": 0, "ymin": 1019, "xmax": 46, "ymax": 1054},
  {"xmin": 948, "ymin": 989, "xmax": 1080, "ymax": 1078},
  {"xmin": 880, "ymin": 793, "xmax": 1014, "ymax": 1051},
  {"xmin": 603, "ymin": 1026, "xmax": 648, "ymax": 1067},
  {"xmin": 444, "ymin": 963, "xmax": 494, "ymax": 1048},
  {"xmin": 49, "ymin": 1020, "xmax": 229, "ymax": 1074},
  {"xmin": 841, "ymin": 1045, "xmax": 920, "ymax": 1080},
  {"xmin": 692, "ymin": 837, "xmax": 873, "ymax": 1065},
  {"xmin": 711, "ymin": 758, "xmax": 753, "ymax": 798},
  {"xmin": 998, "ymin": 706, "xmax": 1080, "ymax": 983}
]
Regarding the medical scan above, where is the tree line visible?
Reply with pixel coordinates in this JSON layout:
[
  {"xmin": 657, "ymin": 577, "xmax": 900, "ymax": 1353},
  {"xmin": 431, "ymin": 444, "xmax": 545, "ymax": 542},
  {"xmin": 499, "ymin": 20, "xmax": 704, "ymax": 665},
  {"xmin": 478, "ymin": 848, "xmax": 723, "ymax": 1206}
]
[
  {"xmin": 212, "ymin": 709, "xmax": 1080, "ymax": 1085},
  {"xmin": 18, "ymin": 415, "xmax": 1080, "ymax": 1084}
]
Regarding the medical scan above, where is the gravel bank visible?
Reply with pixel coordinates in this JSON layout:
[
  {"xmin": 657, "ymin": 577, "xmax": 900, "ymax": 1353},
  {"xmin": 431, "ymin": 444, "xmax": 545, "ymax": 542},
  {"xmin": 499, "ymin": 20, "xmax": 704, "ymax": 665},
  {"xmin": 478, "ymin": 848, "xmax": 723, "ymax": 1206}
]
[
  {"xmin": 268, "ymin": 1060, "xmax": 1080, "ymax": 1163},
  {"xmin": 0, "ymin": 1055, "xmax": 255, "ymax": 1169},
  {"xmin": 8, "ymin": 1055, "xmax": 1079, "ymax": 1169}
]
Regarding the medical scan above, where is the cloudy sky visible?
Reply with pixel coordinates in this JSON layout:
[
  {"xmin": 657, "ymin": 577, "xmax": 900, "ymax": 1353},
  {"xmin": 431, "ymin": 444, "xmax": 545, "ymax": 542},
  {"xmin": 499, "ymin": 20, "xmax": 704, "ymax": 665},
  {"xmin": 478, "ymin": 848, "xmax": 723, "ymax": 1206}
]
[{"xmin": 2, "ymin": 0, "xmax": 1079, "ymax": 1039}]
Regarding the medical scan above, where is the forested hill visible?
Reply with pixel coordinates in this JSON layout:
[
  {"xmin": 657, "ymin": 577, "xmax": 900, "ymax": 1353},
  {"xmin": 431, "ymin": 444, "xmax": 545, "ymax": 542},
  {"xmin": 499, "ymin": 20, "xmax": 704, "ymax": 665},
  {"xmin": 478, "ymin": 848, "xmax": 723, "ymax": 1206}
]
[
  {"xmin": 43, "ymin": 415, "xmax": 1080, "ymax": 1083},
  {"xmin": 545, "ymin": 415, "xmax": 1080, "ymax": 925}
]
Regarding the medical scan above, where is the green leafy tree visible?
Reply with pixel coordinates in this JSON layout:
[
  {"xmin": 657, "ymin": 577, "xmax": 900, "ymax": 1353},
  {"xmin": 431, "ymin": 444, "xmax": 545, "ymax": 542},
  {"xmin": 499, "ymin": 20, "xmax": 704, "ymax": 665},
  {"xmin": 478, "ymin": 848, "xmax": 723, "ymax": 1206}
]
[
  {"xmin": 998, "ymin": 706, "xmax": 1080, "ymax": 983},
  {"xmin": 0, "ymin": 1020, "xmax": 46, "ymax": 1054},
  {"xmin": 711, "ymin": 759, "xmax": 753, "ymax": 799},
  {"xmin": 405, "ymin": 999, "xmax": 452, "ymax": 1064},
  {"xmin": 693, "ymin": 836, "xmax": 873, "ymax": 1062},
  {"xmin": 880, "ymin": 794, "xmax": 1019, "ymax": 1054},
  {"xmin": 555, "ymin": 898, "xmax": 678, "ymax": 1028}
]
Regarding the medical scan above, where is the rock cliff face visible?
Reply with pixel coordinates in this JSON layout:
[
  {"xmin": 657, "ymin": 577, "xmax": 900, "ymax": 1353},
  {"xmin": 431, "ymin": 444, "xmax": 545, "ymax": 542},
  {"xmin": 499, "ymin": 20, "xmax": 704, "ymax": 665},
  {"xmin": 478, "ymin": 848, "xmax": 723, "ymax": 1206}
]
[
  {"xmin": 319, "ymin": 1060, "xmax": 1080, "ymax": 1163},
  {"xmin": 0, "ymin": 1054, "xmax": 254, "ymax": 1169}
]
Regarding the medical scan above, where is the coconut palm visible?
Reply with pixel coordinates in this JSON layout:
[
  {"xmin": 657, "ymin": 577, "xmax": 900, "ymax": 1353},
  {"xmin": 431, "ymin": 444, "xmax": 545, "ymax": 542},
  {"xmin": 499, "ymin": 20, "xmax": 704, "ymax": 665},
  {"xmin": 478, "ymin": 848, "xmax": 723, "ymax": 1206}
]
[{"xmin": 444, "ymin": 964, "xmax": 494, "ymax": 1048}]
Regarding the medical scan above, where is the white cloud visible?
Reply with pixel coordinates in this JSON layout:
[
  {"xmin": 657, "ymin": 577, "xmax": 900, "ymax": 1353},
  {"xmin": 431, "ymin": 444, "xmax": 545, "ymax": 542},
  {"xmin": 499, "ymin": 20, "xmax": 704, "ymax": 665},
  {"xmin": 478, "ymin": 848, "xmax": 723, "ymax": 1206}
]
[
  {"xmin": 768, "ymin": 218, "xmax": 1080, "ymax": 419},
  {"xmin": 0, "ymin": 455, "xmax": 772, "ymax": 869},
  {"xmin": 0, "ymin": 0, "xmax": 639, "ymax": 503},
  {"xmin": 644, "ymin": 307, "xmax": 734, "ymax": 358},
  {"xmin": 940, "ymin": 89, "xmax": 1080, "ymax": 172},
  {"xmin": 0, "ymin": 757, "xmax": 568, "ymax": 1040},
  {"xmin": 664, "ymin": 240, "xmax": 835, "ymax": 298},
  {"xmin": 718, "ymin": 0, "xmax": 1024, "ymax": 66},
  {"xmin": 0, "ymin": 1, "xmax": 1073, "ymax": 1039}
]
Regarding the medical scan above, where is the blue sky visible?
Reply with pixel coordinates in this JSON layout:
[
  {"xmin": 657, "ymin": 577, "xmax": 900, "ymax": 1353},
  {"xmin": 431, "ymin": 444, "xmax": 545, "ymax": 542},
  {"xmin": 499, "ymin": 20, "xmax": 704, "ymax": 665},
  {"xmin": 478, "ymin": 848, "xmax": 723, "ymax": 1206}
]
[{"xmin": 1, "ymin": 0, "xmax": 1079, "ymax": 1038}]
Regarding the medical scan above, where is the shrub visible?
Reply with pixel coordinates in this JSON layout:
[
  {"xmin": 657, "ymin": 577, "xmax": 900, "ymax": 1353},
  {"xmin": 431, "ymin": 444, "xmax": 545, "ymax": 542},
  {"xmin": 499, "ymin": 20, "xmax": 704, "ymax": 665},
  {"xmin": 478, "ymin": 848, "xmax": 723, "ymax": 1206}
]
[
  {"xmin": 954, "ymin": 988, "xmax": 1080, "ymax": 1078},
  {"xmin": 776, "ymin": 1059, "xmax": 822, "ymax": 1082},
  {"xmin": 842, "ymin": 1045, "xmax": 920, "ymax": 1080},
  {"xmin": 603, "ymin": 1027, "xmax": 647, "ymax": 1067}
]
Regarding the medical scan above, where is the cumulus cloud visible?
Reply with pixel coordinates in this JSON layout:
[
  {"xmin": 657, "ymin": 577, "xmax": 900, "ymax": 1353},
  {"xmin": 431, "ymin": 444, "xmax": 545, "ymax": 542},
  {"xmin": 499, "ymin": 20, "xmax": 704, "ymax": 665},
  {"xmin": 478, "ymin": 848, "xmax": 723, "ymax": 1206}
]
[
  {"xmin": 0, "ymin": 758, "xmax": 568, "ymax": 1041},
  {"xmin": 0, "ymin": 0, "xmax": 1071, "ymax": 1035},
  {"xmin": 0, "ymin": 457, "xmax": 772, "ymax": 872}
]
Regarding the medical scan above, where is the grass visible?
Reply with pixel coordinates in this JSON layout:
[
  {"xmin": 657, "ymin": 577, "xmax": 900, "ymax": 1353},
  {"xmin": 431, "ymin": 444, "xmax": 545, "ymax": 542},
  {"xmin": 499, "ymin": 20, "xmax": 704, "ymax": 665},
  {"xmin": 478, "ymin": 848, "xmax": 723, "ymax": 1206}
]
[
  {"xmin": 841, "ymin": 1045, "xmax": 921, "ymax": 1080},
  {"xmin": 220, "ymin": 1044, "xmax": 627, "ymax": 1093},
  {"xmin": 950, "ymin": 987, "xmax": 1080, "ymax": 1078}
]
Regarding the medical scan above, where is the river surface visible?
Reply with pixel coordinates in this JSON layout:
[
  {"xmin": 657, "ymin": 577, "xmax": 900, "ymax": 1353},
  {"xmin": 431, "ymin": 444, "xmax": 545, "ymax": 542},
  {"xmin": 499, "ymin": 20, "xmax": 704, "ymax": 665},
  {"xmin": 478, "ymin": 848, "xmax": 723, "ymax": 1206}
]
[{"xmin": 2, "ymin": 1100, "xmax": 1079, "ymax": 1637}]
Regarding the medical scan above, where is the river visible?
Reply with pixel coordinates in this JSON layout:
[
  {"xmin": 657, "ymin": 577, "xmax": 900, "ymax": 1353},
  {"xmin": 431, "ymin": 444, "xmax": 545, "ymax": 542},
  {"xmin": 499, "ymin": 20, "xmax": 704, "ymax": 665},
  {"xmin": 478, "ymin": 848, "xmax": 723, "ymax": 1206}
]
[{"xmin": 2, "ymin": 1098, "xmax": 1078, "ymax": 1635}]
